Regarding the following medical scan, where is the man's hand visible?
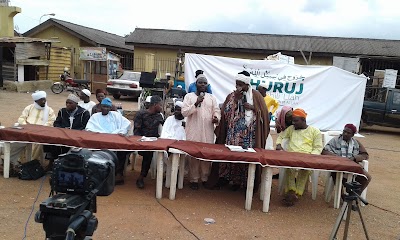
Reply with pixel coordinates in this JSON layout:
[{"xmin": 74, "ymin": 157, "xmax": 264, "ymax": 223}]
[
  {"xmin": 212, "ymin": 116, "xmax": 219, "ymax": 124},
  {"xmin": 195, "ymin": 94, "xmax": 204, "ymax": 107},
  {"xmin": 234, "ymin": 88, "xmax": 243, "ymax": 101},
  {"xmin": 243, "ymin": 102, "xmax": 254, "ymax": 111},
  {"xmin": 276, "ymin": 144, "xmax": 284, "ymax": 151}
]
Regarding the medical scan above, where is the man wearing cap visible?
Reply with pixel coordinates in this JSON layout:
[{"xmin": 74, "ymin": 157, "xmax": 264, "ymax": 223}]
[
  {"xmin": 160, "ymin": 101, "xmax": 186, "ymax": 140},
  {"xmin": 208, "ymin": 70, "xmax": 269, "ymax": 191},
  {"xmin": 322, "ymin": 124, "xmax": 371, "ymax": 193},
  {"xmin": 257, "ymin": 82, "xmax": 279, "ymax": 116},
  {"xmin": 188, "ymin": 70, "xmax": 213, "ymax": 94},
  {"xmin": 86, "ymin": 97, "xmax": 131, "ymax": 184},
  {"xmin": 134, "ymin": 95, "xmax": 164, "ymax": 189},
  {"xmin": 92, "ymin": 89, "xmax": 117, "ymax": 115},
  {"xmin": 276, "ymin": 108, "xmax": 323, "ymax": 206},
  {"xmin": 8, "ymin": 91, "xmax": 57, "ymax": 175},
  {"xmin": 182, "ymin": 74, "xmax": 220, "ymax": 190},
  {"xmin": 78, "ymin": 89, "xmax": 96, "ymax": 114},
  {"xmin": 44, "ymin": 94, "xmax": 91, "ymax": 170}
]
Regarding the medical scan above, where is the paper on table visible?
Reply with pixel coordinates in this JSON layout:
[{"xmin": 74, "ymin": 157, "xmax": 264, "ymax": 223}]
[
  {"xmin": 225, "ymin": 144, "xmax": 256, "ymax": 153},
  {"xmin": 138, "ymin": 136, "xmax": 158, "ymax": 142}
]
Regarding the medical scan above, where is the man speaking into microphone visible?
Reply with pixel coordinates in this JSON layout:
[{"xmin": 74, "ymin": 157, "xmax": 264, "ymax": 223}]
[{"xmin": 182, "ymin": 74, "xmax": 221, "ymax": 190}]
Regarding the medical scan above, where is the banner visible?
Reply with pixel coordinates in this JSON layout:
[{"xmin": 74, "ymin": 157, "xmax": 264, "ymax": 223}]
[{"xmin": 184, "ymin": 53, "xmax": 367, "ymax": 131}]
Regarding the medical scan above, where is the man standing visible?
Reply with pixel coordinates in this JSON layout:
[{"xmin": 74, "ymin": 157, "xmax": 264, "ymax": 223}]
[
  {"xmin": 322, "ymin": 124, "xmax": 371, "ymax": 193},
  {"xmin": 257, "ymin": 82, "xmax": 279, "ymax": 116},
  {"xmin": 86, "ymin": 97, "xmax": 131, "ymax": 184},
  {"xmin": 78, "ymin": 89, "xmax": 96, "ymax": 114},
  {"xmin": 182, "ymin": 74, "xmax": 220, "ymax": 190},
  {"xmin": 9, "ymin": 91, "xmax": 56, "ymax": 174},
  {"xmin": 45, "ymin": 93, "xmax": 91, "ymax": 170},
  {"xmin": 134, "ymin": 96, "xmax": 164, "ymax": 189},
  {"xmin": 276, "ymin": 108, "xmax": 323, "ymax": 206}
]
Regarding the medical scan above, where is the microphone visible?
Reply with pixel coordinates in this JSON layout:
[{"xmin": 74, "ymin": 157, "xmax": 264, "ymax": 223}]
[
  {"xmin": 242, "ymin": 91, "xmax": 247, "ymax": 104},
  {"xmin": 198, "ymin": 92, "xmax": 205, "ymax": 107}
]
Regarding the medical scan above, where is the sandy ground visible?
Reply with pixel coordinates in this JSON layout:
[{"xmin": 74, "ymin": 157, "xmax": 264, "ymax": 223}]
[{"xmin": 0, "ymin": 90, "xmax": 399, "ymax": 240}]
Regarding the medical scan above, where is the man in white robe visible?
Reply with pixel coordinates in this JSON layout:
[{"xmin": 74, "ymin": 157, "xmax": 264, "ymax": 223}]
[
  {"xmin": 160, "ymin": 101, "xmax": 186, "ymax": 140},
  {"xmin": 78, "ymin": 89, "xmax": 96, "ymax": 114},
  {"xmin": 9, "ymin": 91, "xmax": 56, "ymax": 175}
]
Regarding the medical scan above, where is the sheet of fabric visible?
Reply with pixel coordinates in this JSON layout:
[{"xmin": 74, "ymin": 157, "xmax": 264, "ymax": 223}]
[{"xmin": 0, "ymin": 125, "xmax": 175, "ymax": 151}]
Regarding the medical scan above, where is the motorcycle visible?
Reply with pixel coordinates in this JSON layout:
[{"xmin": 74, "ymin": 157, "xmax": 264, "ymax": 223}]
[{"xmin": 51, "ymin": 70, "xmax": 90, "ymax": 94}]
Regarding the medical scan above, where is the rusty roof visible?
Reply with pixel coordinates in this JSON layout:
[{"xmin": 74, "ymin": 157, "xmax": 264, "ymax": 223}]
[
  {"xmin": 126, "ymin": 28, "xmax": 400, "ymax": 57},
  {"xmin": 0, "ymin": 37, "xmax": 59, "ymax": 43}
]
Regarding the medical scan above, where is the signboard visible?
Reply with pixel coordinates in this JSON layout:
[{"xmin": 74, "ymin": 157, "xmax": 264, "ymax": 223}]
[
  {"xmin": 333, "ymin": 56, "xmax": 360, "ymax": 73},
  {"xmin": 185, "ymin": 53, "xmax": 367, "ymax": 131},
  {"xmin": 383, "ymin": 69, "xmax": 398, "ymax": 88},
  {"xmin": 79, "ymin": 47, "xmax": 107, "ymax": 61}
]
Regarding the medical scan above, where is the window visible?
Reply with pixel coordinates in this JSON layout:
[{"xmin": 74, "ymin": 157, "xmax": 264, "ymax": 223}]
[{"xmin": 393, "ymin": 92, "xmax": 400, "ymax": 105}]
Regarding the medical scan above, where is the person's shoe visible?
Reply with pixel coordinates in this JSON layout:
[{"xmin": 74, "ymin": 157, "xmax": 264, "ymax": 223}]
[
  {"xmin": 136, "ymin": 178, "xmax": 144, "ymax": 189},
  {"xmin": 189, "ymin": 182, "xmax": 199, "ymax": 190},
  {"xmin": 272, "ymin": 174, "xmax": 279, "ymax": 179}
]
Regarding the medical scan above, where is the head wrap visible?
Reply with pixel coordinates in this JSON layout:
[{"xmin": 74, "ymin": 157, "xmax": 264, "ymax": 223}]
[
  {"xmin": 277, "ymin": 106, "xmax": 293, "ymax": 131},
  {"xmin": 175, "ymin": 101, "xmax": 184, "ymax": 108},
  {"xmin": 32, "ymin": 90, "xmax": 46, "ymax": 101},
  {"xmin": 81, "ymin": 89, "xmax": 91, "ymax": 97},
  {"xmin": 235, "ymin": 73, "xmax": 251, "ymax": 85},
  {"xmin": 101, "ymin": 98, "xmax": 112, "ymax": 107},
  {"xmin": 258, "ymin": 81, "xmax": 269, "ymax": 89},
  {"xmin": 67, "ymin": 94, "xmax": 80, "ymax": 103},
  {"xmin": 196, "ymin": 74, "xmax": 207, "ymax": 82},
  {"xmin": 292, "ymin": 108, "xmax": 307, "ymax": 118},
  {"xmin": 150, "ymin": 95, "xmax": 162, "ymax": 104},
  {"xmin": 344, "ymin": 123, "xmax": 357, "ymax": 134}
]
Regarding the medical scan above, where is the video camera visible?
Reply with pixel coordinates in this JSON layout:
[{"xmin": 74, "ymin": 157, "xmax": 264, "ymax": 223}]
[{"xmin": 35, "ymin": 148, "xmax": 117, "ymax": 240}]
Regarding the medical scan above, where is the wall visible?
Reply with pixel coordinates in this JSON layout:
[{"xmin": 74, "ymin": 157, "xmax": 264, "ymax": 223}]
[{"xmin": 0, "ymin": 6, "xmax": 21, "ymax": 37}]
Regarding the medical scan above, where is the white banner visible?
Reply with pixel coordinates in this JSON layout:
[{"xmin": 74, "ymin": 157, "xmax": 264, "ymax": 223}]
[{"xmin": 184, "ymin": 53, "xmax": 367, "ymax": 131}]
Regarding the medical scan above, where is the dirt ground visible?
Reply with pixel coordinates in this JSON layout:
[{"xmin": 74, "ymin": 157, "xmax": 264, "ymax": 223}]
[{"xmin": 0, "ymin": 90, "xmax": 399, "ymax": 240}]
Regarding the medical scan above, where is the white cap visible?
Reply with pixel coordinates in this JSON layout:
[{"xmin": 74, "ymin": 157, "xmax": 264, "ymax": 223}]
[
  {"xmin": 166, "ymin": 73, "xmax": 171, "ymax": 76},
  {"xmin": 81, "ymin": 89, "xmax": 91, "ymax": 97},
  {"xmin": 64, "ymin": 67, "xmax": 69, "ymax": 71},
  {"xmin": 145, "ymin": 96, "xmax": 152, "ymax": 102}
]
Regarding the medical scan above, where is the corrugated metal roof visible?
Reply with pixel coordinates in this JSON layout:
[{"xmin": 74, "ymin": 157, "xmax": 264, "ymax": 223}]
[
  {"xmin": 0, "ymin": 37, "xmax": 58, "ymax": 43},
  {"xmin": 24, "ymin": 19, "xmax": 134, "ymax": 52},
  {"xmin": 126, "ymin": 28, "xmax": 400, "ymax": 57}
]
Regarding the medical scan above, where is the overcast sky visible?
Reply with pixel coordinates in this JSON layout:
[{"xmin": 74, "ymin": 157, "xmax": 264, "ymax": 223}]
[{"xmin": 10, "ymin": 0, "xmax": 400, "ymax": 40}]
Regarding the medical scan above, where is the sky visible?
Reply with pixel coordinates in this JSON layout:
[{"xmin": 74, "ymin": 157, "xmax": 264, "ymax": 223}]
[{"xmin": 9, "ymin": 0, "xmax": 400, "ymax": 40}]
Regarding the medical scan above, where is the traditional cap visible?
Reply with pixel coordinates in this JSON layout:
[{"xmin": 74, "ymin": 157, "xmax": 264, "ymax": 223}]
[
  {"xmin": 292, "ymin": 108, "xmax": 307, "ymax": 118},
  {"xmin": 235, "ymin": 72, "xmax": 251, "ymax": 85},
  {"xmin": 101, "ymin": 97, "xmax": 112, "ymax": 107},
  {"xmin": 166, "ymin": 73, "xmax": 171, "ymax": 76},
  {"xmin": 145, "ymin": 96, "xmax": 152, "ymax": 103},
  {"xmin": 175, "ymin": 101, "xmax": 184, "ymax": 108},
  {"xmin": 67, "ymin": 93, "xmax": 80, "ymax": 103},
  {"xmin": 344, "ymin": 123, "xmax": 357, "ymax": 134},
  {"xmin": 258, "ymin": 81, "xmax": 269, "ymax": 89},
  {"xmin": 32, "ymin": 91, "xmax": 46, "ymax": 101},
  {"xmin": 196, "ymin": 74, "xmax": 207, "ymax": 82},
  {"xmin": 177, "ymin": 85, "xmax": 182, "ymax": 89},
  {"xmin": 81, "ymin": 89, "xmax": 91, "ymax": 97}
]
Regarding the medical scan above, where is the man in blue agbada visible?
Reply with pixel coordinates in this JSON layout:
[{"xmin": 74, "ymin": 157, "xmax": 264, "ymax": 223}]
[{"xmin": 86, "ymin": 97, "xmax": 131, "ymax": 184}]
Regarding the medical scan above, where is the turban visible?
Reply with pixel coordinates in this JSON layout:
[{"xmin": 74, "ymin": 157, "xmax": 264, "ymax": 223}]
[
  {"xmin": 344, "ymin": 123, "xmax": 357, "ymax": 134},
  {"xmin": 292, "ymin": 108, "xmax": 307, "ymax": 118},
  {"xmin": 32, "ymin": 91, "xmax": 46, "ymax": 101},
  {"xmin": 67, "ymin": 94, "xmax": 80, "ymax": 103},
  {"xmin": 101, "ymin": 98, "xmax": 112, "ymax": 107},
  {"xmin": 175, "ymin": 101, "xmax": 184, "ymax": 108},
  {"xmin": 196, "ymin": 74, "xmax": 207, "ymax": 82},
  {"xmin": 258, "ymin": 81, "xmax": 269, "ymax": 89},
  {"xmin": 81, "ymin": 89, "xmax": 91, "ymax": 97},
  {"xmin": 235, "ymin": 73, "xmax": 251, "ymax": 85}
]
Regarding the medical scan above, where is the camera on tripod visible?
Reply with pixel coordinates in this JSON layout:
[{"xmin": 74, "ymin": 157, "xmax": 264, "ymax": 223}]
[{"xmin": 35, "ymin": 148, "xmax": 117, "ymax": 240}]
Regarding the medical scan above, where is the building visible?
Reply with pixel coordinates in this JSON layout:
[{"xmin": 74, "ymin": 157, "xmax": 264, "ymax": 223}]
[
  {"xmin": 126, "ymin": 28, "xmax": 400, "ymax": 87},
  {"xmin": 24, "ymin": 19, "xmax": 134, "ymax": 90}
]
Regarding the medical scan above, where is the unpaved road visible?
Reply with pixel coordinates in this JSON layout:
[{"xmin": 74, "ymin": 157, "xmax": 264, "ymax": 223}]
[{"xmin": 0, "ymin": 90, "xmax": 399, "ymax": 239}]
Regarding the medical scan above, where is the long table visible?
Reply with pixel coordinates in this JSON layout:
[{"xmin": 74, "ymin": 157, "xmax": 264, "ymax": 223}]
[{"xmin": 0, "ymin": 125, "xmax": 365, "ymax": 212}]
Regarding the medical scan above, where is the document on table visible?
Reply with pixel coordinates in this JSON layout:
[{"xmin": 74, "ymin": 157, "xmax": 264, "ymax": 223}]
[{"xmin": 225, "ymin": 144, "xmax": 256, "ymax": 153}]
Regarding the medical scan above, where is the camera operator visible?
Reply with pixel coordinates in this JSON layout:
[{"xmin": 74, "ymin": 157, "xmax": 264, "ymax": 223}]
[
  {"xmin": 86, "ymin": 98, "xmax": 131, "ymax": 185},
  {"xmin": 44, "ymin": 93, "xmax": 90, "ymax": 171}
]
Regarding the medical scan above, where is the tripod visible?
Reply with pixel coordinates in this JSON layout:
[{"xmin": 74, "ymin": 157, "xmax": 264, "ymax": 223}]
[{"xmin": 329, "ymin": 182, "xmax": 370, "ymax": 240}]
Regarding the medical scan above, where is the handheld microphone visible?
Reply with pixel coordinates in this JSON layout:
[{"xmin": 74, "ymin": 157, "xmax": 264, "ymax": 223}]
[
  {"xmin": 198, "ymin": 92, "xmax": 205, "ymax": 107},
  {"xmin": 242, "ymin": 91, "xmax": 247, "ymax": 104}
]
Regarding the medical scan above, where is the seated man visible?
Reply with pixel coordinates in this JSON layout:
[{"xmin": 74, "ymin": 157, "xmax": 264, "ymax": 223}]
[
  {"xmin": 134, "ymin": 96, "xmax": 164, "ymax": 189},
  {"xmin": 86, "ymin": 97, "xmax": 131, "ymax": 185},
  {"xmin": 44, "ymin": 94, "xmax": 91, "ymax": 170},
  {"xmin": 78, "ymin": 89, "xmax": 96, "ymax": 114},
  {"xmin": 9, "ymin": 91, "xmax": 56, "ymax": 176},
  {"xmin": 322, "ymin": 124, "xmax": 371, "ymax": 194},
  {"xmin": 160, "ymin": 101, "xmax": 186, "ymax": 140},
  {"xmin": 276, "ymin": 108, "xmax": 323, "ymax": 206}
]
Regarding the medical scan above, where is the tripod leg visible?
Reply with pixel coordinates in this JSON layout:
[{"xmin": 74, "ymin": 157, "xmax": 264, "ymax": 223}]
[
  {"xmin": 329, "ymin": 202, "xmax": 348, "ymax": 240},
  {"xmin": 343, "ymin": 201, "xmax": 353, "ymax": 240},
  {"xmin": 355, "ymin": 201, "xmax": 370, "ymax": 240}
]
